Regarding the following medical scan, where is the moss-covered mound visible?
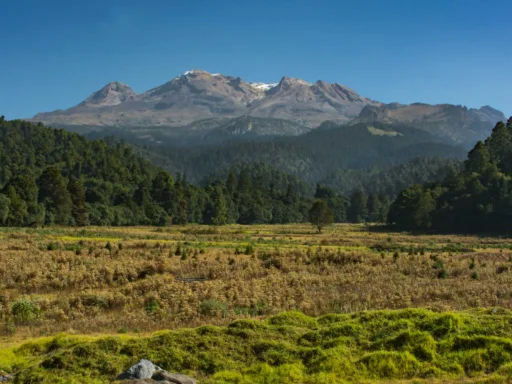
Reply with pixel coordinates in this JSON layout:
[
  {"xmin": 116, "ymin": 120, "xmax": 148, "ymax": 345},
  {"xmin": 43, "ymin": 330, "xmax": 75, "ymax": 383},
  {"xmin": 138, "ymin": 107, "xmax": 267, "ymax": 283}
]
[{"xmin": 3, "ymin": 308, "xmax": 512, "ymax": 383}]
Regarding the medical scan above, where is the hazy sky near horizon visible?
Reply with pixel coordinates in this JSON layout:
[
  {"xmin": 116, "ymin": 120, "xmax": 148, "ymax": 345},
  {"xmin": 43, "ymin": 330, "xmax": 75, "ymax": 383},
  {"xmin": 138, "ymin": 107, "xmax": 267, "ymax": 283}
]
[{"xmin": 1, "ymin": 0, "xmax": 511, "ymax": 119}]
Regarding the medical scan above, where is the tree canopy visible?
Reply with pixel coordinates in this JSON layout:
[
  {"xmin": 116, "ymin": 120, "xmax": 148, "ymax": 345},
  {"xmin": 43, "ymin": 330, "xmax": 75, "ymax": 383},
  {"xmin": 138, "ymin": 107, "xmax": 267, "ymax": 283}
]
[
  {"xmin": 309, "ymin": 200, "xmax": 334, "ymax": 233},
  {"xmin": 388, "ymin": 117, "xmax": 512, "ymax": 234}
]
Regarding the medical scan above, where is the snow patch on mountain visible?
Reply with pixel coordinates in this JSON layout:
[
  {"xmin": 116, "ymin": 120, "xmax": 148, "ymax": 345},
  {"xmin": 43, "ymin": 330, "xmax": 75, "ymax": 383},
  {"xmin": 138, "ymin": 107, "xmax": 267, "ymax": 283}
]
[{"xmin": 249, "ymin": 82, "xmax": 279, "ymax": 91}]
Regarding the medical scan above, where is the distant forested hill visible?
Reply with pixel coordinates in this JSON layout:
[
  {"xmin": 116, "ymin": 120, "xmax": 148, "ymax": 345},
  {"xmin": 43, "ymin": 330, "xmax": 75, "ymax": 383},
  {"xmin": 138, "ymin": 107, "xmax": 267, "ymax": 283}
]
[
  {"xmin": 0, "ymin": 117, "xmax": 466, "ymax": 227},
  {"xmin": 0, "ymin": 119, "xmax": 319, "ymax": 226},
  {"xmin": 136, "ymin": 122, "xmax": 467, "ymax": 184},
  {"xmin": 389, "ymin": 117, "xmax": 512, "ymax": 233},
  {"xmin": 0, "ymin": 118, "xmax": 187, "ymax": 226},
  {"xmin": 321, "ymin": 157, "xmax": 463, "ymax": 198}
]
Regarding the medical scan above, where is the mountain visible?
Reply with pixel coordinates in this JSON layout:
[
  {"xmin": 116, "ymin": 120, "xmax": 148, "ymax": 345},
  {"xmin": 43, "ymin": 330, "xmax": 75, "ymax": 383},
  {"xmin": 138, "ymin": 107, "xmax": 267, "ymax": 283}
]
[
  {"xmin": 32, "ymin": 70, "xmax": 378, "ymax": 130},
  {"xmin": 355, "ymin": 103, "xmax": 506, "ymax": 146},
  {"xmin": 30, "ymin": 69, "xmax": 505, "ymax": 146},
  {"xmin": 247, "ymin": 77, "xmax": 378, "ymax": 126}
]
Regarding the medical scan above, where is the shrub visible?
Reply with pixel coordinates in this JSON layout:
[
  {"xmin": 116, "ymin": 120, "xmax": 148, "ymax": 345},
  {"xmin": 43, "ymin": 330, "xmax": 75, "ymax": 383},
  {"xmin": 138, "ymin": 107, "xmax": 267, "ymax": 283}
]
[
  {"xmin": 437, "ymin": 269, "xmax": 448, "ymax": 279},
  {"xmin": 46, "ymin": 242, "xmax": 60, "ymax": 251},
  {"xmin": 199, "ymin": 299, "xmax": 228, "ymax": 317},
  {"xmin": 11, "ymin": 298, "xmax": 38, "ymax": 325},
  {"xmin": 245, "ymin": 243, "xmax": 255, "ymax": 255},
  {"xmin": 145, "ymin": 298, "xmax": 160, "ymax": 314}
]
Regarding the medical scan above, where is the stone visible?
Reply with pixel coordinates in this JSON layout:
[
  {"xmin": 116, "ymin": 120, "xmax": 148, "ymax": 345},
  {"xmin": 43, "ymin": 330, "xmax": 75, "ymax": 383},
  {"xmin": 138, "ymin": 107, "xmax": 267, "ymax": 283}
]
[
  {"xmin": 0, "ymin": 372, "xmax": 13, "ymax": 382},
  {"xmin": 119, "ymin": 380, "xmax": 158, "ymax": 384},
  {"xmin": 117, "ymin": 359, "xmax": 158, "ymax": 380},
  {"xmin": 152, "ymin": 371, "xmax": 197, "ymax": 384},
  {"xmin": 119, "ymin": 380, "xmax": 173, "ymax": 384}
]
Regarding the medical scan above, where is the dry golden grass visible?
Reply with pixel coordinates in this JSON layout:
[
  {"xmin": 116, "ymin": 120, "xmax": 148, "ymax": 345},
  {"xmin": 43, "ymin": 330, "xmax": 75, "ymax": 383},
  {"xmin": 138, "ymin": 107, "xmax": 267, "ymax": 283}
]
[{"xmin": 1, "ymin": 224, "xmax": 512, "ymax": 341}]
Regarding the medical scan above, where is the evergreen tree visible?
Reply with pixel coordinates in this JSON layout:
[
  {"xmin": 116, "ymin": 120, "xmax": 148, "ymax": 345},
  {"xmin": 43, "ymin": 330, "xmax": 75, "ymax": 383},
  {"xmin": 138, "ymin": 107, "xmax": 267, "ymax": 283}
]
[
  {"xmin": 207, "ymin": 185, "xmax": 228, "ymax": 225},
  {"xmin": 486, "ymin": 122, "xmax": 512, "ymax": 173},
  {"xmin": 67, "ymin": 178, "xmax": 88, "ymax": 226},
  {"xmin": 226, "ymin": 171, "xmax": 237, "ymax": 197},
  {"xmin": 465, "ymin": 141, "xmax": 491, "ymax": 174},
  {"xmin": 348, "ymin": 190, "xmax": 368, "ymax": 223},
  {"xmin": 175, "ymin": 199, "xmax": 188, "ymax": 225},
  {"xmin": 0, "ymin": 194, "xmax": 10, "ymax": 225},
  {"xmin": 38, "ymin": 166, "xmax": 73, "ymax": 225},
  {"xmin": 367, "ymin": 193, "xmax": 382, "ymax": 222},
  {"xmin": 5, "ymin": 185, "xmax": 27, "ymax": 226},
  {"xmin": 377, "ymin": 194, "xmax": 390, "ymax": 223},
  {"xmin": 388, "ymin": 185, "xmax": 435, "ymax": 229},
  {"xmin": 151, "ymin": 170, "xmax": 175, "ymax": 214},
  {"xmin": 309, "ymin": 200, "xmax": 334, "ymax": 233}
]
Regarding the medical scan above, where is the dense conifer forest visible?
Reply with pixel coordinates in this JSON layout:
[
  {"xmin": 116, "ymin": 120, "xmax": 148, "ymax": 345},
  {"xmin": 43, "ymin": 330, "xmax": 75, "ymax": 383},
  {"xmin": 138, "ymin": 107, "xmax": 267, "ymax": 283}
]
[
  {"xmin": 389, "ymin": 117, "xmax": 512, "ymax": 233},
  {"xmin": 0, "ymin": 118, "xmax": 321, "ymax": 226},
  {"xmin": 0, "ymin": 117, "xmax": 478, "ymax": 228}
]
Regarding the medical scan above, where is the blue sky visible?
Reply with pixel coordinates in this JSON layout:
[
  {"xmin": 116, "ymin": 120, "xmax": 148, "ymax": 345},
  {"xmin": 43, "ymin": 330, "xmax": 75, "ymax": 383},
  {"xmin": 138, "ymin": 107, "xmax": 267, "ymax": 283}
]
[{"xmin": 1, "ymin": 0, "xmax": 511, "ymax": 119}]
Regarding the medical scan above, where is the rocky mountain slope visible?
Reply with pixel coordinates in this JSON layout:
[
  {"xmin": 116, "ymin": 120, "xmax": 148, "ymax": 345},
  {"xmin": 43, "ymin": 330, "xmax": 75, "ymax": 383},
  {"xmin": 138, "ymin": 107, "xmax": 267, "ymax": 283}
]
[
  {"xmin": 31, "ymin": 69, "xmax": 505, "ymax": 146},
  {"xmin": 32, "ymin": 70, "xmax": 379, "ymax": 129},
  {"xmin": 355, "ymin": 103, "xmax": 505, "ymax": 145}
]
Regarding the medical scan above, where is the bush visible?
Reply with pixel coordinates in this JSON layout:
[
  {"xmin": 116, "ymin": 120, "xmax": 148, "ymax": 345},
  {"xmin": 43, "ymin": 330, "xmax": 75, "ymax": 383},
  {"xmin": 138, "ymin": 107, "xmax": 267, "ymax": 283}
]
[
  {"xmin": 199, "ymin": 299, "xmax": 228, "ymax": 317},
  {"xmin": 11, "ymin": 298, "xmax": 38, "ymax": 325},
  {"xmin": 46, "ymin": 242, "xmax": 60, "ymax": 251},
  {"xmin": 145, "ymin": 298, "xmax": 160, "ymax": 314},
  {"xmin": 245, "ymin": 243, "xmax": 255, "ymax": 255}
]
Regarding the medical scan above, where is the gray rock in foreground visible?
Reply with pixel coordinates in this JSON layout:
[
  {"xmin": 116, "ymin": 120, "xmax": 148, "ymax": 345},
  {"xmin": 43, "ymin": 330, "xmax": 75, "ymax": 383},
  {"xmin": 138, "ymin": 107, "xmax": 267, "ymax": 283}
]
[
  {"xmin": 118, "ymin": 380, "xmax": 162, "ymax": 384},
  {"xmin": 117, "ymin": 360, "xmax": 197, "ymax": 384},
  {"xmin": 0, "ymin": 372, "xmax": 13, "ymax": 382}
]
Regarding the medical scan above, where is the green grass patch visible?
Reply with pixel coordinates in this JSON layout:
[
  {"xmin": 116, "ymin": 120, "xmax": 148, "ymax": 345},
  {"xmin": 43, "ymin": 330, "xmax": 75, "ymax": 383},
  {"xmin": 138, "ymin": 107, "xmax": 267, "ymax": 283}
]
[{"xmin": 4, "ymin": 309, "xmax": 512, "ymax": 383}]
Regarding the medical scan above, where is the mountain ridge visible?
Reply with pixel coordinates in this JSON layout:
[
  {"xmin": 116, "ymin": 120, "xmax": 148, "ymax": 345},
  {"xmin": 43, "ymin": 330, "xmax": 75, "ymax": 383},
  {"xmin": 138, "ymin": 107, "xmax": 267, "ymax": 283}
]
[
  {"xmin": 32, "ymin": 69, "xmax": 380, "ymax": 128},
  {"xmin": 30, "ymin": 69, "xmax": 505, "ymax": 146}
]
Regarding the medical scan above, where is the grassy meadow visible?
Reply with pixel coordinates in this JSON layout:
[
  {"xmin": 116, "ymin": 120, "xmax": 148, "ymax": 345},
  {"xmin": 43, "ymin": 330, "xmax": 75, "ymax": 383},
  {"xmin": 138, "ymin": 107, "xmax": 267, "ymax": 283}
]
[{"xmin": 2, "ymin": 224, "xmax": 512, "ymax": 383}]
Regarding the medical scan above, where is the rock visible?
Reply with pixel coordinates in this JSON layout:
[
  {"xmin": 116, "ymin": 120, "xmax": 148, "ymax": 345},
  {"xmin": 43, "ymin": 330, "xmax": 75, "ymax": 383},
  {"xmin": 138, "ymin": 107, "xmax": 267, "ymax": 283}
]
[
  {"xmin": 152, "ymin": 371, "xmax": 197, "ymax": 384},
  {"xmin": 116, "ymin": 360, "xmax": 197, "ymax": 384},
  {"xmin": 119, "ymin": 380, "xmax": 158, "ymax": 384},
  {"xmin": 117, "ymin": 359, "xmax": 159, "ymax": 380},
  {"xmin": 0, "ymin": 372, "xmax": 13, "ymax": 382},
  {"xmin": 119, "ymin": 380, "xmax": 174, "ymax": 384}
]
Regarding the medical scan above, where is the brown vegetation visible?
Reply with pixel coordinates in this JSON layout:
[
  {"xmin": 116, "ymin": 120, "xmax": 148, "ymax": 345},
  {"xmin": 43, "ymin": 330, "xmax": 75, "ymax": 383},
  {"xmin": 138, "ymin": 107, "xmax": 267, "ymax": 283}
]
[{"xmin": 1, "ymin": 224, "xmax": 512, "ymax": 339}]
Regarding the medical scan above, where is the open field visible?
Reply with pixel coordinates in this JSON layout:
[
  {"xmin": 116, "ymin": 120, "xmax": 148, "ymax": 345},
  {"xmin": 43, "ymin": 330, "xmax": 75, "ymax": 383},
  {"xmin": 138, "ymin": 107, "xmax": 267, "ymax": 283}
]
[{"xmin": 2, "ymin": 224, "xmax": 512, "ymax": 382}]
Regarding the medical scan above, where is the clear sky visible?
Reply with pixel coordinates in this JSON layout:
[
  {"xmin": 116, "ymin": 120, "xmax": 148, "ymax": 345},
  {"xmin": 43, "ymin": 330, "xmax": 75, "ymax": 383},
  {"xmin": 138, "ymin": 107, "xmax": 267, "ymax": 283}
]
[{"xmin": 1, "ymin": 0, "xmax": 511, "ymax": 119}]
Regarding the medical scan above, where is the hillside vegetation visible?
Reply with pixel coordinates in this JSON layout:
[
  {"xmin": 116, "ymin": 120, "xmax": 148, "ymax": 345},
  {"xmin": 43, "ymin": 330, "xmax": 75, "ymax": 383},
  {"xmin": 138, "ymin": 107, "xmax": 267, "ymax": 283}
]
[
  {"xmin": 137, "ymin": 122, "xmax": 466, "ymax": 184},
  {"xmin": 0, "ymin": 119, "xmax": 321, "ymax": 226},
  {"xmin": 0, "ymin": 118, "xmax": 179, "ymax": 226},
  {"xmin": 0, "ymin": 119, "xmax": 462, "ymax": 227},
  {"xmin": 4, "ymin": 309, "xmax": 512, "ymax": 383},
  {"xmin": 389, "ymin": 117, "xmax": 512, "ymax": 233}
]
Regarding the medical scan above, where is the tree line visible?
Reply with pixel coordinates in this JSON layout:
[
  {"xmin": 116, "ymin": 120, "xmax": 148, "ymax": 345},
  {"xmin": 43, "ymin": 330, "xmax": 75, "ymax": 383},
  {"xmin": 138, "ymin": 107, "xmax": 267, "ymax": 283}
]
[
  {"xmin": 388, "ymin": 117, "xmax": 512, "ymax": 234},
  {"xmin": 0, "ymin": 118, "xmax": 390, "ymax": 227}
]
